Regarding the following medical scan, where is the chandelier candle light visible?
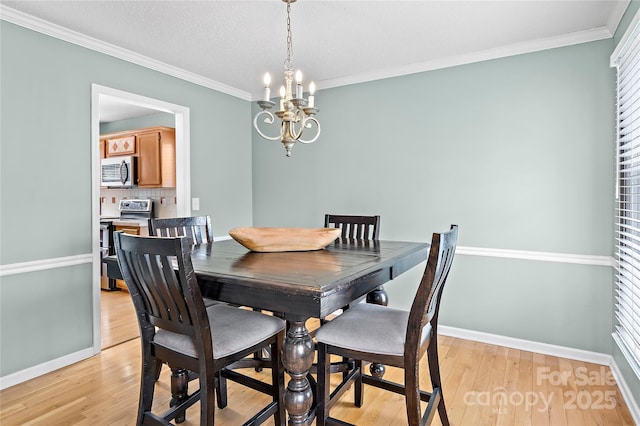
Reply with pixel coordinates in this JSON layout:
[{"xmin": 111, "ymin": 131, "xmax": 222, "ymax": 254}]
[{"xmin": 253, "ymin": 0, "xmax": 320, "ymax": 157}]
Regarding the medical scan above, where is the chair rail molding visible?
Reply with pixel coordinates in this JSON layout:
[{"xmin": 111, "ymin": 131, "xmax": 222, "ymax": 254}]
[
  {"xmin": 456, "ymin": 245, "xmax": 615, "ymax": 267},
  {"xmin": 0, "ymin": 254, "xmax": 92, "ymax": 277},
  {"xmin": 0, "ymin": 243, "xmax": 613, "ymax": 280}
]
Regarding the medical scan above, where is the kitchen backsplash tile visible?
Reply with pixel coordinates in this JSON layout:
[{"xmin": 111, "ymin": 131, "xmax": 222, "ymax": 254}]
[{"xmin": 100, "ymin": 188, "xmax": 177, "ymax": 218}]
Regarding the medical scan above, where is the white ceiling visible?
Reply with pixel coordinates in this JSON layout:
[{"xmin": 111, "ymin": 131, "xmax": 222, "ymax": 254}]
[
  {"xmin": 1, "ymin": 0, "xmax": 630, "ymax": 109},
  {"xmin": 98, "ymin": 95, "xmax": 159, "ymax": 123}
]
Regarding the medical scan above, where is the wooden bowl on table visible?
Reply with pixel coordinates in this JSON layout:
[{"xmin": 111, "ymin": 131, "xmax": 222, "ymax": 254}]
[{"xmin": 229, "ymin": 227, "xmax": 341, "ymax": 252}]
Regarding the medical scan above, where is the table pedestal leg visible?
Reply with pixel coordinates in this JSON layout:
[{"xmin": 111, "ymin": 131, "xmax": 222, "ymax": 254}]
[
  {"xmin": 366, "ymin": 285, "xmax": 388, "ymax": 306},
  {"xmin": 366, "ymin": 286, "xmax": 388, "ymax": 378},
  {"xmin": 282, "ymin": 319, "xmax": 315, "ymax": 426}
]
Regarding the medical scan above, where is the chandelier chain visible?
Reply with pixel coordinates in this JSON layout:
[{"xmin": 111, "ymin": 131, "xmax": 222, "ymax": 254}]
[{"xmin": 285, "ymin": 1, "xmax": 293, "ymax": 70}]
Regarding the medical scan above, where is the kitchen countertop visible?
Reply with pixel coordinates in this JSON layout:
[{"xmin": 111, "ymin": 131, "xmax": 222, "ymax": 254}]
[
  {"xmin": 99, "ymin": 216, "xmax": 120, "ymax": 221},
  {"xmin": 100, "ymin": 217, "xmax": 149, "ymax": 227},
  {"xmin": 113, "ymin": 219, "xmax": 149, "ymax": 227}
]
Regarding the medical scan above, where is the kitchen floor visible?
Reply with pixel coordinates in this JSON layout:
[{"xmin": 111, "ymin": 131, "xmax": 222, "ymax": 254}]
[{"xmin": 101, "ymin": 289, "xmax": 138, "ymax": 349}]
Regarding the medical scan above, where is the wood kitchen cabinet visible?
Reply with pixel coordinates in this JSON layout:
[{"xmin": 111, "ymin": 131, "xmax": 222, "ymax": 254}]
[
  {"xmin": 106, "ymin": 135, "xmax": 136, "ymax": 156},
  {"xmin": 137, "ymin": 131, "xmax": 163, "ymax": 186},
  {"xmin": 114, "ymin": 225, "xmax": 141, "ymax": 235},
  {"xmin": 100, "ymin": 126, "xmax": 176, "ymax": 188}
]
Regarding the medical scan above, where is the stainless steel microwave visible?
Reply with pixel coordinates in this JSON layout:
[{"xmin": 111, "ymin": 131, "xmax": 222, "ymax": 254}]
[{"xmin": 101, "ymin": 156, "xmax": 137, "ymax": 187}]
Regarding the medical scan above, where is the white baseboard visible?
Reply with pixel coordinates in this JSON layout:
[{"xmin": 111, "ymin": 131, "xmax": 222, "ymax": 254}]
[
  {"xmin": 439, "ymin": 325, "xmax": 640, "ymax": 424},
  {"xmin": 0, "ymin": 347, "xmax": 95, "ymax": 390},
  {"xmin": 609, "ymin": 356, "xmax": 640, "ymax": 425},
  {"xmin": 439, "ymin": 325, "xmax": 612, "ymax": 364}
]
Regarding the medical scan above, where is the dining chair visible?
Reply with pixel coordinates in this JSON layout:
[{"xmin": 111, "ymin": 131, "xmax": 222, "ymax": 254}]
[
  {"xmin": 315, "ymin": 224, "xmax": 458, "ymax": 426},
  {"xmin": 322, "ymin": 213, "xmax": 384, "ymax": 316},
  {"xmin": 149, "ymin": 216, "xmax": 219, "ymax": 306},
  {"xmin": 324, "ymin": 214, "xmax": 380, "ymax": 240},
  {"xmin": 148, "ymin": 215, "xmax": 224, "ymax": 384},
  {"xmin": 318, "ymin": 214, "xmax": 383, "ymax": 383},
  {"xmin": 151, "ymin": 216, "xmax": 274, "ymax": 374},
  {"xmin": 114, "ymin": 232, "xmax": 286, "ymax": 425},
  {"xmin": 149, "ymin": 215, "xmax": 213, "ymax": 244}
]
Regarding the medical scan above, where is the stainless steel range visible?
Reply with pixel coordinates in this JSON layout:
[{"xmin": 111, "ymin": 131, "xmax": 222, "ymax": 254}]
[
  {"xmin": 118, "ymin": 198, "xmax": 154, "ymax": 223},
  {"xmin": 99, "ymin": 199, "xmax": 154, "ymax": 290}
]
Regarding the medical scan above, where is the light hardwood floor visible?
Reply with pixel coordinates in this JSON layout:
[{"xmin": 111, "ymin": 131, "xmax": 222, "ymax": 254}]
[
  {"xmin": 0, "ymin": 291, "xmax": 635, "ymax": 425},
  {"xmin": 101, "ymin": 289, "xmax": 139, "ymax": 349}
]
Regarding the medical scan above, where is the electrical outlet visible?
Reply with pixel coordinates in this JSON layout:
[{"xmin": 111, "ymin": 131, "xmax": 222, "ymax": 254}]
[{"xmin": 192, "ymin": 197, "xmax": 200, "ymax": 211}]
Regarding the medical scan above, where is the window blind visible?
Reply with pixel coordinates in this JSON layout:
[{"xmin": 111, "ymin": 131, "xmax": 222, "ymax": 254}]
[{"xmin": 614, "ymin": 18, "xmax": 640, "ymax": 380}]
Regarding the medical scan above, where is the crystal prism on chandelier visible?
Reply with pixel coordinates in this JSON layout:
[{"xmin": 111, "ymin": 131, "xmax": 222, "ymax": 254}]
[{"xmin": 253, "ymin": 0, "xmax": 320, "ymax": 157}]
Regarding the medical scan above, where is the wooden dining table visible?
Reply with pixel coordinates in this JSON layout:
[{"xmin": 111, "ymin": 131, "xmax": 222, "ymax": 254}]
[{"xmin": 105, "ymin": 237, "xmax": 429, "ymax": 426}]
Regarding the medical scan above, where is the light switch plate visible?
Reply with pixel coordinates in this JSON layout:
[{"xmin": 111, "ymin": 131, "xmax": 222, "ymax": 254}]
[{"xmin": 192, "ymin": 197, "xmax": 200, "ymax": 211}]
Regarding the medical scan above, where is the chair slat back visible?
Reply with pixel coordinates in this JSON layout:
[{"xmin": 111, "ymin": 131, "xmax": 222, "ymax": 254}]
[
  {"xmin": 406, "ymin": 225, "xmax": 458, "ymax": 352},
  {"xmin": 324, "ymin": 214, "xmax": 380, "ymax": 240},
  {"xmin": 114, "ymin": 232, "xmax": 208, "ymax": 338},
  {"xmin": 149, "ymin": 216, "xmax": 214, "ymax": 245}
]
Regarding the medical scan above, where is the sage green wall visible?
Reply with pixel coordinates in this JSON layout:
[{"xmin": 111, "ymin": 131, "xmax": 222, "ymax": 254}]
[
  {"xmin": 252, "ymin": 40, "xmax": 615, "ymax": 354},
  {"xmin": 0, "ymin": 21, "xmax": 252, "ymax": 376},
  {"xmin": 0, "ymin": 265, "xmax": 92, "ymax": 376}
]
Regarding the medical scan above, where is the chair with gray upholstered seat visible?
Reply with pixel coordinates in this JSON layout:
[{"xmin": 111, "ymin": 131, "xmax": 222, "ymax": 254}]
[
  {"xmin": 114, "ymin": 232, "xmax": 286, "ymax": 425},
  {"xmin": 315, "ymin": 225, "xmax": 458, "ymax": 426},
  {"xmin": 322, "ymin": 214, "xmax": 384, "ymax": 318},
  {"xmin": 150, "ymin": 216, "xmax": 275, "ymax": 375},
  {"xmin": 148, "ymin": 215, "xmax": 224, "ymax": 388}
]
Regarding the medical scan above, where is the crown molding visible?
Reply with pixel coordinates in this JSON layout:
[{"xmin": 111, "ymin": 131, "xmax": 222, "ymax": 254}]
[
  {"xmin": 0, "ymin": 5, "xmax": 619, "ymax": 107},
  {"xmin": 608, "ymin": 0, "xmax": 632, "ymax": 38},
  {"xmin": 0, "ymin": 5, "xmax": 252, "ymax": 101},
  {"xmin": 612, "ymin": 5, "xmax": 640, "ymax": 65},
  {"xmin": 318, "ymin": 26, "xmax": 614, "ymax": 93}
]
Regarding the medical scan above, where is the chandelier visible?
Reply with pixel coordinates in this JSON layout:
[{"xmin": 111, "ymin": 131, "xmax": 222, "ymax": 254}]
[{"xmin": 253, "ymin": 0, "xmax": 320, "ymax": 157}]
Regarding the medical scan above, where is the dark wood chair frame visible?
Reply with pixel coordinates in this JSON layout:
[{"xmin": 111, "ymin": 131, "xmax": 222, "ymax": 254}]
[
  {"xmin": 324, "ymin": 214, "xmax": 380, "ymax": 241},
  {"xmin": 316, "ymin": 225, "xmax": 458, "ymax": 426},
  {"xmin": 324, "ymin": 214, "xmax": 387, "ymax": 306},
  {"xmin": 149, "ymin": 215, "xmax": 214, "ymax": 244},
  {"xmin": 324, "ymin": 214, "xmax": 383, "ymax": 307},
  {"xmin": 150, "ymin": 216, "xmax": 275, "ymax": 376},
  {"xmin": 310, "ymin": 215, "xmax": 385, "ymax": 395},
  {"xmin": 114, "ymin": 232, "xmax": 285, "ymax": 426},
  {"xmin": 148, "ymin": 215, "xmax": 231, "ymax": 390}
]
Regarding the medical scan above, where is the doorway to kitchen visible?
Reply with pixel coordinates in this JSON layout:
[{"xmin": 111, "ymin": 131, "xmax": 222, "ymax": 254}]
[{"xmin": 90, "ymin": 84, "xmax": 192, "ymax": 354}]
